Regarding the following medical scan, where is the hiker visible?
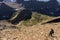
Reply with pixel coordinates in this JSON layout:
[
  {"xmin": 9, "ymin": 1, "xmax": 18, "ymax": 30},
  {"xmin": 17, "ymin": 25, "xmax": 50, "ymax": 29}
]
[{"xmin": 49, "ymin": 28, "xmax": 54, "ymax": 37}]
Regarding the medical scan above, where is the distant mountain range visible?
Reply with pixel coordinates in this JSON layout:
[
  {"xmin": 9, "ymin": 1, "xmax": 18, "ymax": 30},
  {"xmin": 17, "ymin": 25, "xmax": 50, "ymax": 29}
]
[
  {"xmin": 0, "ymin": 0, "xmax": 60, "ymax": 20},
  {"xmin": 16, "ymin": 0, "xmax": 60, "ymax": 16}
]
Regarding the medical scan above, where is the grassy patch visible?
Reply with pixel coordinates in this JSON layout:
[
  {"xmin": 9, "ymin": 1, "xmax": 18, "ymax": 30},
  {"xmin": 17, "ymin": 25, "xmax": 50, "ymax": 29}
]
[{"xmin": 18, "ymin": 12, "xmax": 50, "ymax": 26}]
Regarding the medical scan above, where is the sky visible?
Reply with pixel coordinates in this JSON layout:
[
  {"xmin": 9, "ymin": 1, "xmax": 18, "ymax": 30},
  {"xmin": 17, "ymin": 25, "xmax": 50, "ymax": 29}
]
[
  {"xmin": 57, "ymin": 0, "xmax": 60, "ymax": 3},
  {"xmin": 37, "ymin": 0, "xmax": 50, "ymax": 2},
  {"xmin": 38, "ymin": 0, "xmax": 60, "ymax": 3},
  {"xmin": 4, "ymin": 0, "xmax": 16, "ymax": 2}
]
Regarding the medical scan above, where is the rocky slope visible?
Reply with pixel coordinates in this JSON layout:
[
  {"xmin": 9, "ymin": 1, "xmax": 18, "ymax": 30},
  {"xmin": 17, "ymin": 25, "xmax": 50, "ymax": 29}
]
[{"xmin": 0, "ymin": 19, "xmax": 60, "ymax": 40}]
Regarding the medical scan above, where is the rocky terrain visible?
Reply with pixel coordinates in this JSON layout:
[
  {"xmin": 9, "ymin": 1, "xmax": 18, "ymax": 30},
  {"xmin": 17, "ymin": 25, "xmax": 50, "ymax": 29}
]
[{"xmin": 0, "ymin": 18, "xmax": 60, "ymax": 40}]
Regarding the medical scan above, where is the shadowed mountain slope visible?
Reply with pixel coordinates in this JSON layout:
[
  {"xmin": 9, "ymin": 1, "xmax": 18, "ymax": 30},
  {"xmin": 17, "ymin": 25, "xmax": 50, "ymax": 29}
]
[
  {"xmin": 16, "ymin": 0, "xmax": 60, "ymax": 17},
  {"xmin": 0, "ymin": 3, "xmax": 16, "ymax": 20}
]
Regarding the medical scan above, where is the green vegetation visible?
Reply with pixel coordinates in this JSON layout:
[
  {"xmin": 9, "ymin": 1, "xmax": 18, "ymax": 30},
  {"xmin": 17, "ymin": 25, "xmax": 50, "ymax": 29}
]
[
  {"xmin": 9, "ymin": 10, "xmax": 50, "ymax": 26},
  {"xmin": 19, "ymin": 12, "xmax": 50, "ymax": 26}
]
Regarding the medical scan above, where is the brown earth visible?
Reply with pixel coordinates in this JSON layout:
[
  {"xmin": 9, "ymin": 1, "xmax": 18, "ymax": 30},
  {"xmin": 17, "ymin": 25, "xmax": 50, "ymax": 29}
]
[{"xmin": 0, "ymin": 20, "xmax": 60, "ymax": 40}]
